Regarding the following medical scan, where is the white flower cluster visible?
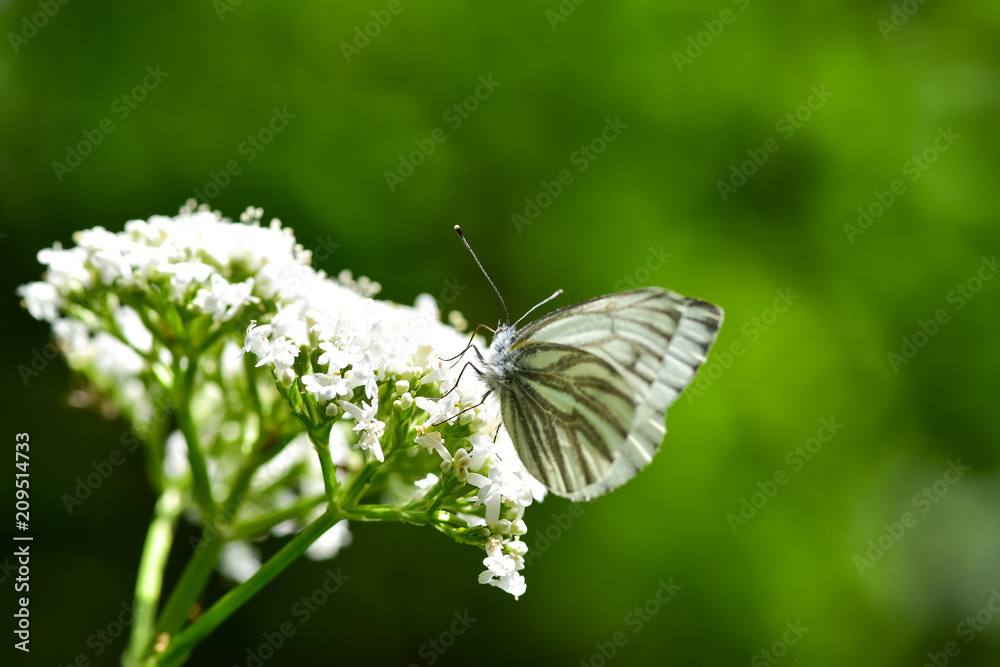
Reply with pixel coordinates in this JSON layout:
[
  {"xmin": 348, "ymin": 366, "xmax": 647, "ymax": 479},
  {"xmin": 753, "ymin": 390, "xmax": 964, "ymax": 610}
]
[{"xmin": 18, "ymin": 202, "xmax": 545, "ymax": 596}]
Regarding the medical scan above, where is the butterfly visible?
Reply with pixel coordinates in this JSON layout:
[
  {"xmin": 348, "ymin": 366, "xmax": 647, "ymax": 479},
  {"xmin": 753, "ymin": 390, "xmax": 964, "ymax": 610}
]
[{"xmin": 451, "ymin": 227, "xmax": 723, "ymax": 501}]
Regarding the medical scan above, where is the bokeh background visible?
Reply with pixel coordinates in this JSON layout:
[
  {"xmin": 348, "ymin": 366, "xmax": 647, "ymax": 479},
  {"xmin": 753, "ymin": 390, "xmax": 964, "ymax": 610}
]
[{"xmin": 2, "ymin": 1, "xmax": 999, "ymax": 665}]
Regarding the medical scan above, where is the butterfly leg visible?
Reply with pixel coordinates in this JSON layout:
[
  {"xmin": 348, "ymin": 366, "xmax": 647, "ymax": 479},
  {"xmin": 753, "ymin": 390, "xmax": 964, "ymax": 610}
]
[
  {"xmin": 432, "ymin": 390, "xmax": 492, "ymax": 426},
  {"xmin": 439, "ymin": 323, "xmax": 496, "ymax": 363},
  {"xmin": 436, "ymin": 361, "xmax": 484, "ymax": 400},
  {"xmin": 491, "ymin": 404, "xmax": 504, "ymax": 444}
]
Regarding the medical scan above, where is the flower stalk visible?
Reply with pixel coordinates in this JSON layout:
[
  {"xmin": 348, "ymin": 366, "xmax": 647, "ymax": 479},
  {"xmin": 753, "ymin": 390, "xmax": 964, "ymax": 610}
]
[
  {"xmin": 18, "ymin": 203, "xmax": 545, "ymax": 665},
  {"xmin": 154, "ymin": 510, "xmax": 344, "ymax": 667},
  {"xmin": 124, "ymin": 486, "xmax": 183, "ymax": 666}
]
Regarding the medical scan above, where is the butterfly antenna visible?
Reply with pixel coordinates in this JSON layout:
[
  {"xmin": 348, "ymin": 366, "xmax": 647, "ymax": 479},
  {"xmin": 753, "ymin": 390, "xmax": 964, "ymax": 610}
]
[
  {"xmin": 514, "ymin": 289, "xmax": 564, "ymax": 327},
  {"xmin": 454, "ymin": 225, "xmax": 510, "ymax": 325}
]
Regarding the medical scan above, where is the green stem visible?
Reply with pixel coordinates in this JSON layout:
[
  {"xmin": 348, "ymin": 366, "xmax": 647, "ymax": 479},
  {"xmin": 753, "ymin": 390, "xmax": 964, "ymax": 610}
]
[
  {"xmin": 411, "ymin": 479, "xmax": 443, "ymax": 511},
  {"xmin": 226, "ymin": 429, "xmax": 299, "ymax": 508},
  {"xmin": 336, "ymin": 407, "xmax": 407, "ymax": 509},
  {"xmin": 229, "ymin": 494, "xmax": 326, "ymax": 541},
  {"xmin": 195, "ymin": 324, "xmax": 228, "ymax": 355},
  {"xmin": 307, "ymin": 427, "xmax": 339, "ymax": 502},
  {"xmin": 341, "ymin": 458, "xmax": 381, "ymax": 509},
  {"xmin": 152, "ymin": 428, "xmax": 296, "ymax": 659},
  {"xmin": 105, "ymin": 305, "xmax": 160, "ymax": 366},
  {"xmin": 153, "ymin": 536, "xmax": 223, "ymax": 649},
  {"xmin": 177, "ymin": 360, "xmax": 216, "ymax": 521},
  {"xmin": 124, "ymin": 295, "xmax": 177, "ymax": 350},
  {"xmin": 154, "ymin": 510, "xmax": 343, "ymax": 666},
  {"xmin": 124, "ymin": 487, "xmax": 183, "ymax": 666},
  {"xmin": 345, "ymin": 504, "xmax": 430, "ymax": 525},
  {"xmin": 243, "ymin": 354, "xmax": 264, "ymax": 420}
]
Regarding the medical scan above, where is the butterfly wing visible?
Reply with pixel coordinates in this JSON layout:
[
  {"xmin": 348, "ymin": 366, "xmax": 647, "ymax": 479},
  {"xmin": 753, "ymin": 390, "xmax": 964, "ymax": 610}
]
[
  {"xmin": 504, "ymin": 287, "xmax": 723, "ymax": 500},
  {"xmin": 498, "ymin": 341, "xmax": 639, "ymax": 497}
]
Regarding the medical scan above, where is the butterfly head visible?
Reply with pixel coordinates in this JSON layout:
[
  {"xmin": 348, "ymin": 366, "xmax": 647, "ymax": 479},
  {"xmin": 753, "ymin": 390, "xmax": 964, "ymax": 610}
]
[{"xmin": 489, "ymin": 323, "xmax": 518, "ymax": 353}]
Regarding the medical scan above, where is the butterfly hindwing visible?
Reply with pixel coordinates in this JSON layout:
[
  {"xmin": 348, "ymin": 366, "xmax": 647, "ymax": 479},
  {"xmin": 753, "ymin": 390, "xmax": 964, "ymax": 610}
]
[
  {"xmin": 501, "ymin": 287, "xmax": 723, "ymax": 500},
  {"xmin": 499, "ymin": 341, "xmax": 637, "ymax": 496}
]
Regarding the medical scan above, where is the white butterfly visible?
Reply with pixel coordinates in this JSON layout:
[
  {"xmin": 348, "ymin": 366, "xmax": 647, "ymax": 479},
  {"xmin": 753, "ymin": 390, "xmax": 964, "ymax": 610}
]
[{"xmin": 452, "ymin": 227, "xmax": 723, "ymax": 501}]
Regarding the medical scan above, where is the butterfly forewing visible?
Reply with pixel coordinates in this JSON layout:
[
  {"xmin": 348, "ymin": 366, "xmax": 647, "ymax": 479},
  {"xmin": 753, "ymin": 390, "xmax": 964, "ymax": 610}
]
[
  {"xmin": 516, "ymin": 288, "xmax": 684, "ymax": 395},
  {"xmin": 499, "ymin": 287, "xmax": 722, "ymax": 501}
]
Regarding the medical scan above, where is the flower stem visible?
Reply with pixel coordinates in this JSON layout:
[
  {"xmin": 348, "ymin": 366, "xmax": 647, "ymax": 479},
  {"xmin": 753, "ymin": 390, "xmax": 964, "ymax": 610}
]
[
  {"xmin": 243, "ymin": 353, "xmax": 264, "ymax": 420},
  {"xmin": 228, "ymin": 494, "xmax": 327, "ymax": 540},
  {"xmin": 149, "ymin": 429, "xmax": 295, "ymax": 662},
  {"xmin": 153, "ymin": 510, "xmax": 344, "ymax": 666},
  {"xmin": 177, "ymin": 359, "xmax": 216, "ymax": 521},
  {"xmin": 123, "ymin": 487, "xmax": 183, "ymax": 666},
  {"xmin": 344, "ymin": 504, "xmax": 430, "ymax": 525},
  {"xmin": 341, "ymin": 458, "xmax": 381, "ymax": 508},
  {"xmin": 154, "ymin": 535, "xmax": 223, "ymax": 649},
  {"xmin": 307, "ymin": 427, "xmax": 339, "ymax": 502}
]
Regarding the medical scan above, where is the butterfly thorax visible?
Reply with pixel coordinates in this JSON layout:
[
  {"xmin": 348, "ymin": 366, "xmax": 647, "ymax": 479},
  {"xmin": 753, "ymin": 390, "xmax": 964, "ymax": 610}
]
[{"xmin": 482, "ymin": 324, "xmax": 520, "ymax": 394}]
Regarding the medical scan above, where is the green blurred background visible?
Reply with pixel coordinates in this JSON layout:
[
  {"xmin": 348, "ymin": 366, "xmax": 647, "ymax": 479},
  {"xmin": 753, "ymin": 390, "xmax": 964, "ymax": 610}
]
[{"xmin": 2, "ymin": 1, "xmax": 999, "ymax": 665}]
